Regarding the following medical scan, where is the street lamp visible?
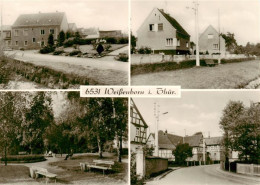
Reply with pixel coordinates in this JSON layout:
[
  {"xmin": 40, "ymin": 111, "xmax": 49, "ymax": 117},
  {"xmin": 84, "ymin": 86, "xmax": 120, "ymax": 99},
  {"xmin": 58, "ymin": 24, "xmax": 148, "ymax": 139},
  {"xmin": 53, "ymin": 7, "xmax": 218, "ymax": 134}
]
[{"xmin": 154, "ymin": 102, "xmax": 168, "ymax": 157}]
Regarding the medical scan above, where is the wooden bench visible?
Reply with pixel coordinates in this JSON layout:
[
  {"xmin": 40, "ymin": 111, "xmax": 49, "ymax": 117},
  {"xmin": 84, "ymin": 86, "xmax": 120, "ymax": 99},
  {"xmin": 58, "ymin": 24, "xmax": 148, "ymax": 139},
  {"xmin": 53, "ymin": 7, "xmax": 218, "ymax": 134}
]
[
  {"xmin": 30, "ymin": 166, "xmax": 57, "ymax": 184},
  {"xmin": 80, "ymin": 160, "xmax": 115, "ymax": 175},
  {"xmin": 205, "ymin": 59, "xmax": 216, "ymax": 67}
]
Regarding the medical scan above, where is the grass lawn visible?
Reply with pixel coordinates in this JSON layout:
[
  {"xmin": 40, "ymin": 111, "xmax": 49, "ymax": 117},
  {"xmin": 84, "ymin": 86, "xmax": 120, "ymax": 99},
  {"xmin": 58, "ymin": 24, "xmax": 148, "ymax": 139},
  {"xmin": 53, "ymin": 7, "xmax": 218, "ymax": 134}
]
[
  {"xmin": 0, "ymin": 165, "xmax": 33, "ymax": 184},
  {"xmin": 49, "ymin": 153, "xmax": 128, "ymax": 184},
  {"xmin": 131, "ymin": 60, "xmax": 260, "ymax": 88},
  {"xmin": 64, "ymin": 44, "xmax": 127, "ymax": 54}
]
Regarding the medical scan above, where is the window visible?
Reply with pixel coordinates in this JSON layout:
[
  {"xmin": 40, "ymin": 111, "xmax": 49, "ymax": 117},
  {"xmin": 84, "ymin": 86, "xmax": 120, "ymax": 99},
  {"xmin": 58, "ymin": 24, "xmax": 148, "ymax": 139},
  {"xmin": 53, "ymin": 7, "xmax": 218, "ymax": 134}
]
[
  {"xmin": 32, "ymin": 38, "xmax": 36, "ymax": 43},
  {"xmin": 166, "ymin": 38, "xmax": 173, "ymax": 46},
  {"xmin": 186, "ymin": 42, "xmax": 189, "ymax": 48},
  {"xmin": 40, "ymin": 29, "xmax": 45, "ymax": 35},
  {"xmin": 177, "ymin": 39, "xmax": 180, "ymax": 47},
  {"xmin": 50, "ymin": 29, "xmax": 54, "ymax": 34},
  {"xmin": 6, "ymin": 32, "xmax": 11, "ymax": 38},
  {"xmin": 15, "ymin": 41, "xmax": 18, "ymax": 46},
  {"xmin": 24, "ymin": 41, "xmax": 28, "ymax": 46},
  {"xmin": 149, "ymin": 24, "xmax": 154, "ymax": 31},
  {"xmin": 136, "ymin": 127, "xmax": 140, "ymax": 136},
  {"xmin": 213, "ymin": 44, "xmax": 218, "ymax": 49},
  {"xmin": 23, "ymin": 29, "xmax": 28, "ymax": 36},
  {"xmin": 208, "ymin": 34, "xmax": 214, "ymax": 39},
  {"xmin": 158, "ymin": 23, "xmax": 163, "ymax": 31},
  {"xmin": 14, "ymin": 30, "xmax": 19, "ymax": 36}
]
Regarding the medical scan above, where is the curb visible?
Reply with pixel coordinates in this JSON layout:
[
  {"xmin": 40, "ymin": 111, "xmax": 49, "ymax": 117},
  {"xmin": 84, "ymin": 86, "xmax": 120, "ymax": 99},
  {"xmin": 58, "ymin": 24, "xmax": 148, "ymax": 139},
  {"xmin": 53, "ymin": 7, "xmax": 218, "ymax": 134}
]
[{"xmin": 216, "ymin": 166, "xmax": 260, "ymax": 183}]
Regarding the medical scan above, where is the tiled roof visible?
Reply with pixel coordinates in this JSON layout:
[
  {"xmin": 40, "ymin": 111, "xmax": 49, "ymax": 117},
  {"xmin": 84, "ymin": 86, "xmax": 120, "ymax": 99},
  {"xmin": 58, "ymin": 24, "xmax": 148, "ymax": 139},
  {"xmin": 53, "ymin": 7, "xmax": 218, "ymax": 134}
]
[
  {"xmin": 158, "ymin": 9, "xmax": 190, "ymax": 37},
  {"xmin": 167, "ymin": 134, "xmax": 183, "ymax": 146},
  {"xmin": 205, "ymin": 136, "xmax": 222, "ymax": 146},
  {"xmin": 183, "ymin": 134, "xmax": 203, "ymax": 147},
  {"xmin": 13, "ymin": 12, "xmax": 65, "ymax": 27},
  {"xmin": 158, "ymin": 131, "xmax": 176, "ymax": 149}
]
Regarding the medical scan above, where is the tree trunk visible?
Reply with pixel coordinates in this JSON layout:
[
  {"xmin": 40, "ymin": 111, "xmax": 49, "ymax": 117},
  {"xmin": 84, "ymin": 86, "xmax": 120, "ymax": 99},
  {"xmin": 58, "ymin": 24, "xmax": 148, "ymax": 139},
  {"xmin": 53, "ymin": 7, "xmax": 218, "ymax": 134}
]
[
  {"xmin": 97, "ymin": 135, "xmax": 102, "ymax": 158},
  {"xmin": 119, "ymin": 134, "xmax": 123, "ymax": 163},
  {"xmin": 4, "ymin": 141, "xmax": 7, "ymax": 166},
  {"xmin": 116, "ymin": 134, "xmax": 121, "ymax": 162}
]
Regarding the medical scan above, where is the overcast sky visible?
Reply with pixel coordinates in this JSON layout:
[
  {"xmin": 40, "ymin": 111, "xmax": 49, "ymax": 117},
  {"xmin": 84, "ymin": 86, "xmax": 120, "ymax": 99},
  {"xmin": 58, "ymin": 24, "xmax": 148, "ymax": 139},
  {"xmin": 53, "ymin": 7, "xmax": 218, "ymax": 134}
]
[
  {"xmin": 2, "ymin": 0, "xmax": 128, "ymax": 34},
  {"xmin": 133, "ymin": 91, "xmax": 260, "ymax": 138},
  {"xmin": 131, "ymin": 0, "xmax": 260, "ymax": 46}
]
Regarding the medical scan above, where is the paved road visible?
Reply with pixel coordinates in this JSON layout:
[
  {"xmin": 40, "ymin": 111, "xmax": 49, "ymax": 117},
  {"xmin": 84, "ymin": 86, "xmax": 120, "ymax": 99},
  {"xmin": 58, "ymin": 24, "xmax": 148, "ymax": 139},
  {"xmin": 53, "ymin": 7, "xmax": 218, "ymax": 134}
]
[
  {"xmin": 146, "ymin": 165, "xmax": 260, "ymax": 185},
  {"xmin": 5, "ymin": 49, "xmax": 128, "ymax": 85}
]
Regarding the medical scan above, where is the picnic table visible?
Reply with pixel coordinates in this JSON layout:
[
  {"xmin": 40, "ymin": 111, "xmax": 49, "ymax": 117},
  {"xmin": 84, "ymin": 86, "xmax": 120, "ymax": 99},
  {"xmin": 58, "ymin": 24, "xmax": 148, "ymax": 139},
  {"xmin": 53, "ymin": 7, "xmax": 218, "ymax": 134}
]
[
  {"xmin": 80, "ymin": 160, "xmax": 115, "ymax": 175},
  {"xmin": 30, "ymin": 166, "xmax": 57, "ymax": 184}
]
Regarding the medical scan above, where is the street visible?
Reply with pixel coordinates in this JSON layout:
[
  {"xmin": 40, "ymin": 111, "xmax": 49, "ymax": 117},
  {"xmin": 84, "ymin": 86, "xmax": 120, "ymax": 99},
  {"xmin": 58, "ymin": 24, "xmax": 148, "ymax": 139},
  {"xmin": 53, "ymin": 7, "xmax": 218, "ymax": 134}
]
[
  {"xmin": 4, "ymin": 48, "xmax": 129, "ymax": 85},
  {"xmin": 145, "ymin": 165, "xmax": 260, "ymax": 185}
]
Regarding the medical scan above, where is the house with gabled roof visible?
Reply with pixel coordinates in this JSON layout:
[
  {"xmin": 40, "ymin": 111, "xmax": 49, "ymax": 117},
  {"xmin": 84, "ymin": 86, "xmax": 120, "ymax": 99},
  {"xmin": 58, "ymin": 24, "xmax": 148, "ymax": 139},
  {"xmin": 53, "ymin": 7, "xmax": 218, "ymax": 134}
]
[
  {"xmin": 136, "ymin": 8, "xmax": 190, "ymax": 55},
  {"xmin": 199, "ymin": 25, "xmax": 226, "ymax": 55},
  {"xmin": 0, "ymin": 25, "xmax": 12, "ymax": 50},
  {"xmin": 130, "ymin": 99, "xmax": 148, "ymax": 152},
  {"xmin": 205, "ymin": 136, "xmax": 225, "ymax": 161},
  {"xmin": 11, "ymin": 12, "xmax": 69, "ymax": 50}
]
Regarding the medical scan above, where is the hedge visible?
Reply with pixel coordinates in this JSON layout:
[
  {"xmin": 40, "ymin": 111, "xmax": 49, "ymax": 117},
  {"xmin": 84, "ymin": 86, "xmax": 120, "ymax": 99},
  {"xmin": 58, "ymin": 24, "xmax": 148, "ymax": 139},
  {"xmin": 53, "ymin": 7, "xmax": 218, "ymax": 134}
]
[
  {"xmin": 1, "ymin": 155, "xmax": 45, "ymax": 163},
  {"xmin": 131, "ymin": 57, "xmax": 256, "ymax": 75}
]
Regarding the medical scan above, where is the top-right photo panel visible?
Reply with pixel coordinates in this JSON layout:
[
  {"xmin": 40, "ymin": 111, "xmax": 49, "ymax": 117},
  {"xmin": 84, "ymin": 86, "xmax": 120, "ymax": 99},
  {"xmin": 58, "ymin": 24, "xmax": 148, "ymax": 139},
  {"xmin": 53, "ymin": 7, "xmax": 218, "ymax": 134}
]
[{"xmin": 131, "ymin": 0, "xmax": 260, "ymax": 89}]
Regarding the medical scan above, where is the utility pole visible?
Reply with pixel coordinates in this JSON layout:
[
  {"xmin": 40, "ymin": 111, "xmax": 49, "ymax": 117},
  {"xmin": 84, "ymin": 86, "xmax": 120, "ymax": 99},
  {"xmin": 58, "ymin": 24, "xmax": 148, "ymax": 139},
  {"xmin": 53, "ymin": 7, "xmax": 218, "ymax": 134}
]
[
  {"xmin": 0, "ymin": 0, "xmax": 3, "ymax": 49},
  {"xmin": 154, "ymin": 102, "xmax": 159, "ymax": 157},
  {"xmin": 195, "ymin": 0, "xmax": 200, "ymax": 66},
  {"xmin": 218, "ymin": 9, "xmax": 221, "ymax": 64}
]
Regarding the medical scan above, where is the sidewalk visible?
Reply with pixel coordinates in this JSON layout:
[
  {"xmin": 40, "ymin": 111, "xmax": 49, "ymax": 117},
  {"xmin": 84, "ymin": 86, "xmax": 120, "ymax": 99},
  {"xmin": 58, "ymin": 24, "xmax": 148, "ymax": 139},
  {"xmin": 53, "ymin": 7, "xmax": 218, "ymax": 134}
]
[{"xmin": 216, "ymin": 166, "xmax": 260, "ymax": 183}]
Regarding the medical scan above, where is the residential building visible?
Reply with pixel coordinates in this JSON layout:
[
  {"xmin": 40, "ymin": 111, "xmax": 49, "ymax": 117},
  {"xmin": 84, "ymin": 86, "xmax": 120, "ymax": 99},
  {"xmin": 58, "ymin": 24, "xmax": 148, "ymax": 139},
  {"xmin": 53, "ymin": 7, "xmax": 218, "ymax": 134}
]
[
  {"xmin": 78, "ymin": 27, "xmax": 100, "ymax": 39},
  {"xmin": 205, "ymin": 136, "xmax": 225, "ymax": 161},
  {"xmin": 68, "ymin": 23, "xmax": 77, "ymax": 33},
  {"xmin": 99, "ymin": 30, "xmax": 123, "ymax": 38},
  {"xmin": 136, "ymin": 8, "xmax": 190, "ymax": 55},
  {"xmin": 183, "ymin": 133, "xmax": 205, "ymax": 161},
  {"xmin": 199, "ymin": 25, "xmax": 226, "ymax": 55},
  {"xmin": 130, "ymin": 99, "xmax": 148, "ymax": 152},
  {"xmin": 0, "ymin": 25, "xmax": 12, "ymax": 50},
  {"xmin": 12, "ymin": 12, "xmax": 69, "ymax": 50}
]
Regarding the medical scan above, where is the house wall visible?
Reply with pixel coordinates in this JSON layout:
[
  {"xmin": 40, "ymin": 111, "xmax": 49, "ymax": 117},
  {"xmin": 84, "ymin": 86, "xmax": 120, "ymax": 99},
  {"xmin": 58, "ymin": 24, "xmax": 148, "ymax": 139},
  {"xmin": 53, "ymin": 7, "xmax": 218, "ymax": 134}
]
[
  {"xmin": 11, "ymin": 25, "xmax": 60, "ymax": 50},
  {"xmin": 145, "ymin": 157, "xmax": 168, "ymax": 177},
  {"xmin": 199, "ymin": 26, "xmax": 226, "ymax": 55},
  {"xmin": 159, "ymin": 149, "xmax": 174, "ymax": 160},
  {"xmin": 60, "ymin": 14, "xmax": 69, "ymax": 33},
  {"xmin": 137, "ymin": 8, "xmax": 177, "ymax": 52}
]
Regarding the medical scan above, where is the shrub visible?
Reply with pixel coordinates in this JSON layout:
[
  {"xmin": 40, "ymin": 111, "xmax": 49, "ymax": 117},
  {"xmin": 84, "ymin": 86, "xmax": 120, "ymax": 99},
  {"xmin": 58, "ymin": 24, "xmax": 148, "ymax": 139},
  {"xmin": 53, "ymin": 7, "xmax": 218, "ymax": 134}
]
[
  {"xmin": 118, "ymin": 37, "xmax": 128, "ymax": 44},
  {"xmin": 105, "ymin": 37, "xmax": 117, "ymax": 44},
  {"xmin": 39, "ymin": 46, "xmax": 55, "ymax": 54},
  {"xmin": 118, "ymin": 55, "xmax": 128, "ymax": 62},
  {"xmin": 96, "ymin": 44, "xmax": 104, "ymax": 55},
  {"xmin": 63, "ymin": 40, "xmax": 74, "ymax": 48},
  {"xmin": 105, "ymin": 44, "xmax": 112, "ymax": 51},
  {"xmin": 53, "ymin": 49, "xmax": 64, "ymax": 55},
  {"xmin": 138, "ymin": 47, "xmax": 152, "ymax": 54},
  {"xmin": 20, "ymin": 48, "xmax": 25, "ymax": 51},
  {"xmin": 69, "ymin": 50, "xmax": 82, "ymax": 56},
  {"xmin": 1, "ymin": 155, "xmax": 45, "ymax": 163}
]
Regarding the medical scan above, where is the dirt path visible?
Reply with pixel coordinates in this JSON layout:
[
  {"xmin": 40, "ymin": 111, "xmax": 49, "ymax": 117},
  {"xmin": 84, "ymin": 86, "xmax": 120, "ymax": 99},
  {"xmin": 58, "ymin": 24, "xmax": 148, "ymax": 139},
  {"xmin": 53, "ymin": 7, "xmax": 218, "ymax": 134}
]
[{"xmin": 5, "ymin": 50, "xmax": 128, "ymax": 85}]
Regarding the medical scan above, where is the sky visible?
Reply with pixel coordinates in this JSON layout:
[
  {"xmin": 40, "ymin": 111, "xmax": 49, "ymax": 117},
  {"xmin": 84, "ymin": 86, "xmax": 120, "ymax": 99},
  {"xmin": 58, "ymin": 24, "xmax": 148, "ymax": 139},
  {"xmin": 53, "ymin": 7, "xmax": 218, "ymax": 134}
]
[
  {"xmin": 131, "ymin": 0, "xmax": 260, "ymax": 46},
  {"xmin": 1, "ymin": 0, "xmax": 129, "ymax": 34},
  {"xmin": 133, "ymin": 91, "xmax": 260, "ymax": 138}
]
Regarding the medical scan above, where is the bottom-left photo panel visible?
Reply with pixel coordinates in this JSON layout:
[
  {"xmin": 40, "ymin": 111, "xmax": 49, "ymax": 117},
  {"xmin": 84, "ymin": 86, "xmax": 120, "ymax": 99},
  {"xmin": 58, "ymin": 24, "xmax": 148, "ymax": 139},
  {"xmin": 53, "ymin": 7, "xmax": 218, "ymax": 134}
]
[{"xmin": 0, "ymin": 91, "xmax": 128, "ymax": 185}]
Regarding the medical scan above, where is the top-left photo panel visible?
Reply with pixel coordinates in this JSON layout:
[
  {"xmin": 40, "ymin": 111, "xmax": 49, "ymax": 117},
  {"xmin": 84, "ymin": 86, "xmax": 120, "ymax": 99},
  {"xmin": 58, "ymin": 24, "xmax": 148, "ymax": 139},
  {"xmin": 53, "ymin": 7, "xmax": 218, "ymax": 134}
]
[{"xmin": 0, "ymin": 0, "xmax": 129, "ymax": 89}]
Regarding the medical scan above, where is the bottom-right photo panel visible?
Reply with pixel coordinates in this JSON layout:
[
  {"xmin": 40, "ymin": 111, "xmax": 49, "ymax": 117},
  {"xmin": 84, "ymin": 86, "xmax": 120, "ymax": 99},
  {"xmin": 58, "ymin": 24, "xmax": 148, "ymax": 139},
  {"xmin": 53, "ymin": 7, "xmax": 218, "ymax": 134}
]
[{"xmin": 130, "ymin": 91, "xmax": 260, "ymax": 185}]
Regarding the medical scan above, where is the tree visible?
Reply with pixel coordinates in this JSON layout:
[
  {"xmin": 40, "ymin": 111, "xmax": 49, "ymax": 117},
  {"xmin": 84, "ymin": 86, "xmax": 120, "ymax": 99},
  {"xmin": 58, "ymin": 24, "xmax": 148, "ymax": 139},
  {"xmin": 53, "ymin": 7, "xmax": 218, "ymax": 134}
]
[
  {"xmin": 22, "ymin": 92, "xmax": 54, "ymax": 154},
  {"xmin": 112, "ymin": 98, "xmax": 128, "ymax": 162},
  {"xmin": 219, "ymin": 101, "xmax": 260, "ymax": 163},
  {"xmin": 221, "ymin": 32, "xmax": 237, "ymax": 53},
  {"xmin": 48, "ymin": 34, "xmax": 54, "ymax": 46},
  {"xmin": 58, "ymin": 31, "xmax": 65, "ymax": 46},
  {"xmin": 172, "ymin": 143, "xmax": 193, "ymax": 165},
  {"xmin": 96, "ymin": 44, "xmax": 104, "ymax": 55}
]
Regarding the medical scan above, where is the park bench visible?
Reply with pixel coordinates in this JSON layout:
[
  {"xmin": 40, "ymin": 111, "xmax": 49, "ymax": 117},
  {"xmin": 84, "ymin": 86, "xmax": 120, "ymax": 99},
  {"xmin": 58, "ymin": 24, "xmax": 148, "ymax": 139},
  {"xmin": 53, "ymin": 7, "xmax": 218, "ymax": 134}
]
[
  {"xmin": 30, "ymin": 166, "xmax": 57, "ymax": 184},
  {"xmin": 205, "ymin": 59, "xmax": 216, "ymax": 67},
  {"xmin": 80, "ymin": 160, "xmax": 115, "ymax": 175}
]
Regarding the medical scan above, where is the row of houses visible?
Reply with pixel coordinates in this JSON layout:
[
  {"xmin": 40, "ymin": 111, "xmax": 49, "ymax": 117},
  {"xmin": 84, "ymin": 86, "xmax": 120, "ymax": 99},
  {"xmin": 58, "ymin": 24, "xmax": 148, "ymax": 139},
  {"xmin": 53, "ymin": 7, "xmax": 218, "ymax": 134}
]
[
  {"xmin": 0, "ymin": 11, "xmax": 123, "ymax": 50},
  {"xmin": 130, "ymin": 99, "xmax": 227, "ymax": 162},
  {"xmin": 136, "ymin": 8, "xmax": 226, "ymax": 55}
]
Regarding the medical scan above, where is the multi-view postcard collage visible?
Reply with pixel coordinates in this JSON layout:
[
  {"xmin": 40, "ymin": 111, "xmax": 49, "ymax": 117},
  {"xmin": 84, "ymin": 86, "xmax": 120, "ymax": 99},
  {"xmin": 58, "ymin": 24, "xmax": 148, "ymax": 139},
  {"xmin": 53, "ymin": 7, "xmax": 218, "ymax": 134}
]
[{"xmin": 0, "ymin": 0, "xmax": 259, "ymax": 185}]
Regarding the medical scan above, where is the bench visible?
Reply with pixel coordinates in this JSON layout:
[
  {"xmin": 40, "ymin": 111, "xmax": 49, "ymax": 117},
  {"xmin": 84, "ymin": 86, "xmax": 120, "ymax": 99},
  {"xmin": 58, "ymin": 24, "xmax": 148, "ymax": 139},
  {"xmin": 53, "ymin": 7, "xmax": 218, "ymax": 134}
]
[
  {"xmin": 80, "ymin": 160, "xmax": 115, "ymax": 175},
  {"xmin": 205, "ymin": 59, "xmax": 216, "ymax": 67},
  {"xmin": 30, "ymin": 166, "xmax": 57, "ymax": 184}
]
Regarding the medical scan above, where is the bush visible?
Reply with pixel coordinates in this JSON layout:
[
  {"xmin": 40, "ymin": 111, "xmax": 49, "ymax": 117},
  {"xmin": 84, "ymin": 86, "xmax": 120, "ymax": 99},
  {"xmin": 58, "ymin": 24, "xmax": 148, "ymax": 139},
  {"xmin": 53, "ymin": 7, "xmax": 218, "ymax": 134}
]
[
  {"xmin": 69, "ymin": 50, "xmax": 82, "ymax": 56},
  {"xmin": 118, "ymin": 37, "xmax": 128, "ymax": 44},
  {"xmin": 63, "ymin": 39, "xmax": 74, "ymax": 48},
  {"xmin": 53, "ymin": 49, "xmax": 64, "ymax": 55},
  {"xmin": 221, "ymin": 57, "xmax": 255, "ymax": 64},
  {"xmin": 96, "ymin": 44, "xmax": 104, "ymax": 55},
  {"xmin": 1, "ymin": 155, "xmax": 45, "ymax": 163},
  {"xmin": 118, "ymin": 54, "xmax": 128, "ymax": 62},
  {"xmin": 105, "ymin": 44, "xmax": 112, "ymax": 51},
  {"xmin": 138, "ymin": 47, "xmax": 152, "ymax": 54},
  {"xmin": 105, "ymin": 37, "xmax": 117, "ymax": 44},
  {"xmin": 39, "ymin": 46, "xmax": 55, "ymax": 54}
]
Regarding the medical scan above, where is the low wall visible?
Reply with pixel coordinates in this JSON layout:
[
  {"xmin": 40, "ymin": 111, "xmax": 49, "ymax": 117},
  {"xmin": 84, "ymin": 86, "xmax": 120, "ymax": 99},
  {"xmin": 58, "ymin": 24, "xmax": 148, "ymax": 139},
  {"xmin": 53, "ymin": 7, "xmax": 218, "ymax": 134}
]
[
  {"xmin": 131, "ymin": 54, "xmax": 252, "ymax": 65},
  {"xmin": 237, "ymin": 163, "xmax": 260, "ymax": 176},
  {"xmin": 145, "ymin": 157, "xmax": 168, "ymax": 177}
]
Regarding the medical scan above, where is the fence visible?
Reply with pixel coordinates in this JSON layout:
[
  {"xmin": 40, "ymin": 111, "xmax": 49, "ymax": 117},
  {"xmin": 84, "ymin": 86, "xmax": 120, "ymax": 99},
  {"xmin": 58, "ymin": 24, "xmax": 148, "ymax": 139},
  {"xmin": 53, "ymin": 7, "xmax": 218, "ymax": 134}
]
[
  {"xmin": 131, "ymin": 54, "xmax": 252, "ymax": 65},
  {"xmin": 145, "ymin": 156, "xmax": 168, "ymax": 178},
  {"xmin": 237, "ymin": 163, "xmax": 260, "ymax": 176}
]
